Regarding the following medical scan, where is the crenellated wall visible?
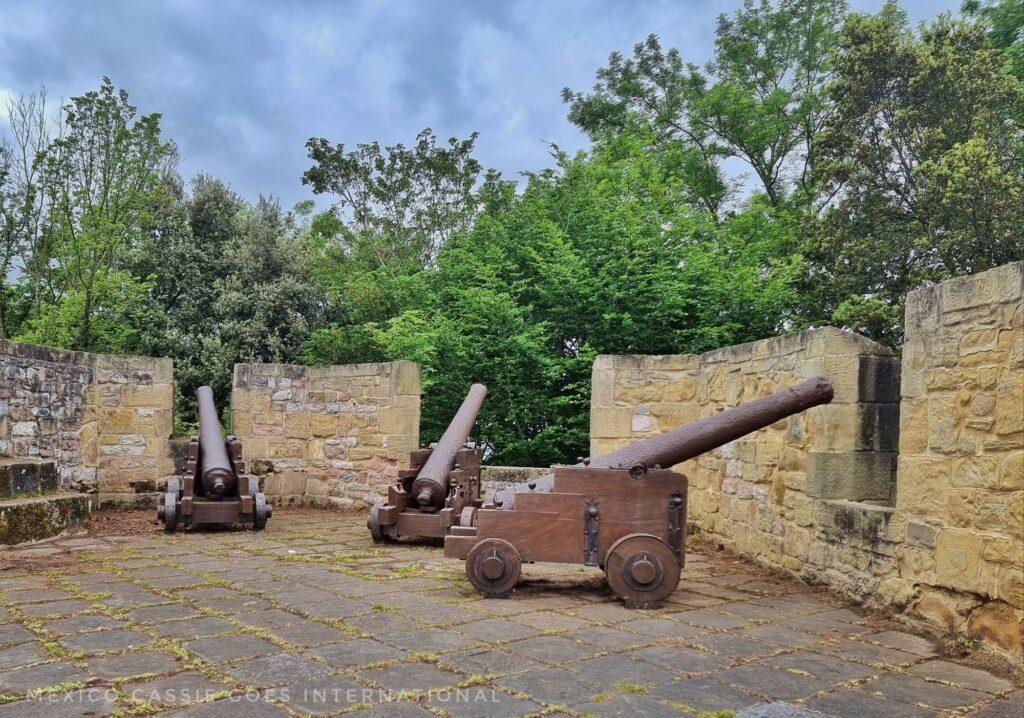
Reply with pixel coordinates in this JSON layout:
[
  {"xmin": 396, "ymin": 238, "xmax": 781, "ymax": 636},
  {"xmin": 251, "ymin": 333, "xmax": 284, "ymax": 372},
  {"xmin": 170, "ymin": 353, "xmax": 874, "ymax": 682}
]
[
  {"xmin": 591, "ymin": 328, "xmax": 902, "ymax": 602},
  {"xmin": 892, "ymin": 261, "xmax": 1022, "ymax": 654},
  {"xmin": 591, "ymin": 261, "xmax": 1024, "ymax": 657},
  {"xmin": 0, "ymin": 340, "xmax": 175, "ymax": 504},
  {"xmin": 3, "ymin": 262, "xmax": 1020, "ymax": 656},
  {"xmin": 230, "ymin": 361, "xmax": 420, "ymax": 510}
]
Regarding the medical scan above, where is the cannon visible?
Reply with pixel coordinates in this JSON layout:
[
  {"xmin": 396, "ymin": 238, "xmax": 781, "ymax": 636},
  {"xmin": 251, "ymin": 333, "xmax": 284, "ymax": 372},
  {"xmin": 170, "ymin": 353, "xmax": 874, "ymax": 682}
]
[
  {"xmin": 367, "ymin": 383, "xmax": 487, "ymax": 542},
  {"xmin": 444, "ymin": 377, "xmax": 834, "ymax": 607},
  {"xmin": 157, "ymin": 386, "xmax": 270, "ymax": 532}
]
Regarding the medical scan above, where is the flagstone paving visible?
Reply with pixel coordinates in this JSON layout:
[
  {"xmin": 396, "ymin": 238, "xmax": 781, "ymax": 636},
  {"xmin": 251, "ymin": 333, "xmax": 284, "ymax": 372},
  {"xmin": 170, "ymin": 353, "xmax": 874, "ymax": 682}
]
[{"xmin": 0, "ymin": 509, "xmax": 1018, "ymax": 717}]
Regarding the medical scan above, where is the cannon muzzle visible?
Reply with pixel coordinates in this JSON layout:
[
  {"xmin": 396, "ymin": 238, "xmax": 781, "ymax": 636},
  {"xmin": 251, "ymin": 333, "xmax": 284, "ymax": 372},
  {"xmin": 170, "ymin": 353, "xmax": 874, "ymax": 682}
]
[
  {"xmin": 197, "ymin": 386, "xmax": 235, "ymax": 499},
  {"xmin": 591, "ymin": 376, "xmax": 834, "ymax": 470},
  {"xmin": 410, "ymin": 383, "xmax": 487, "ymax": 511}
]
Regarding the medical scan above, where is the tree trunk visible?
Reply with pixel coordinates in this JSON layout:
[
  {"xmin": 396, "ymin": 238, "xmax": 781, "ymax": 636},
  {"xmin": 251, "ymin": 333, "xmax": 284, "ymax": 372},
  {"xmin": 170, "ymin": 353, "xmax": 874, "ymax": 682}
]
[{"xmin": 80, "ymin": 287, "xmax": 92, "ymax": 350}]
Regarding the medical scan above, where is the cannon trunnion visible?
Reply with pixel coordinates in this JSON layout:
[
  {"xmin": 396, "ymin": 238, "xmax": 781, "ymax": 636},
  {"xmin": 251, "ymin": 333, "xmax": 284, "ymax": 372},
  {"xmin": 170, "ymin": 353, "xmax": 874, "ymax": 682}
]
[
  {"xmin": 367, "ymin": 383, "xmax": 487, "ymax": 542},
  {"xmin": 446, "ymin": 377, "xmax": 834, "ymax": 607},
  {"xmin": 157, "ymin": 386, "xmax": 270, "ymax": 532}
]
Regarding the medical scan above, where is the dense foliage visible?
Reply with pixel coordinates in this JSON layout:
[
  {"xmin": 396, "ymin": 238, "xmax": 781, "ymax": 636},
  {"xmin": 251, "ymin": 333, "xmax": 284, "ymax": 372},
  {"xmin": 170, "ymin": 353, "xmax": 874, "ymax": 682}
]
[
  {"xmin": 2, "ymin": 1, "xmax": 1021, "ymax": 461},
  {"xmin": 0, "ymin": 82, "xmax": 324, "ymax": 430}
]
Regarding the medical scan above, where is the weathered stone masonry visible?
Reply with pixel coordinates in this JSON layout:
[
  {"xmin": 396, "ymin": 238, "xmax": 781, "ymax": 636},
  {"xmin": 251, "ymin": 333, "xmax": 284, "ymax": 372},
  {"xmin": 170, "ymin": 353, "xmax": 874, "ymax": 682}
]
[
  {"xmin": 2, "ymin": 263, "xmax": 1019, "ymax": 658},
  {"xmin": 894, "ymin": 261, "xmax": 1022, "ymax": 654},
  {"xmin": 230, "ymin": 361, "xmax": 420, "ymax": 510},
  {"xmin": 591, "ymin": 327, "xmax": 902, "ymax": 602},
  {"xmin": 591, "ymin": 261, "xmax": 1023, "ymax": 657},
  {"xmin": 0, "ymin": 340, "xmax": 175, "ymax": 504}
]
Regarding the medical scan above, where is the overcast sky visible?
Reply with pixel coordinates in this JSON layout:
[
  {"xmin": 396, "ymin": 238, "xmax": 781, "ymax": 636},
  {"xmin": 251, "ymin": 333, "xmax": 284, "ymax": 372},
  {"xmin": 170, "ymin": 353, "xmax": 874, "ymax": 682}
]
[{"xmin": 0, "ymin": 0, "xmax": 961, "ymax": 208}]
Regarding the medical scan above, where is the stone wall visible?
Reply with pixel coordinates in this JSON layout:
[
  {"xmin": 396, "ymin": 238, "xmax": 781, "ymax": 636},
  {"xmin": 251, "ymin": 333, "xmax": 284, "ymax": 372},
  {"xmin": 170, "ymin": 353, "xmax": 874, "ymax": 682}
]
[
  {"xmin": 591, "ymin": 261, "xmax": 1024, "ymax": 657},
  {"xmin": 894, "ymin": 261, "xmax": 1023, "ymax": 653},
  {"xmin": 481, "ymin": 465, "xmax": 551, "ymax": 495},
  {"xmin": 591, "ymin": 327, "xmax": 902, "ymax": 602},
  {"xmin": 0, "ymin": 340, "xmax": 174, "ymax": 503},
  {"xmin": 231, "ymin": 361, "xmax": 420, "ymax": 509}
]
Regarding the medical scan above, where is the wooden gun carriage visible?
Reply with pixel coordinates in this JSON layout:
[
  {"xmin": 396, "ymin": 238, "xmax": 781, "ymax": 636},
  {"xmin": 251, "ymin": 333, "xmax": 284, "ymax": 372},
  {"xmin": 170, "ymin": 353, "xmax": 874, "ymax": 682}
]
[
  {"xmin": 445, "ymin": 377, "xmax": 834, "ymax": 607},
  {"xmin": 368, "ymin": 384, "xmax": 487, "ymax": 541},
  {"xmin": 157, "ymin": 386, "xmax": 270, "ymax": 532}
]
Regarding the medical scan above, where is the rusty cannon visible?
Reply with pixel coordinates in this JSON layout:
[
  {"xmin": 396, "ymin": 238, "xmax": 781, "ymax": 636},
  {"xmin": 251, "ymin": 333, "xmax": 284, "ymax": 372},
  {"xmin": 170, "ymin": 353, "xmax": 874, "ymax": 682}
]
[
  {"xmin": 445, "ymin": 377, "xmax": 834, "ymax": 607},
  {"xmin": 157, "ymin": 386, "xmax": 270, "ymax": 532},
  {"xmin": 367, "ymin": 383, "xmax": 487, "ymax": 542}
]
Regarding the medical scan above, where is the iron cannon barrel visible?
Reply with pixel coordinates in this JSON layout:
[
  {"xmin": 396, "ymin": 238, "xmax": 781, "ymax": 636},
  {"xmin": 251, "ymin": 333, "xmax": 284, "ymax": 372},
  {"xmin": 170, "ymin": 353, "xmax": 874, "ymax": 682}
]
[
  {"xmin": 590, "ymin": 376, "xmax": 834, "ymax": 470},
  {"xmin": 411, "ymin": 383, "xmax": 487, "ymax": 511},
  {"xmin": 197, "ymin": 386, "xmax": 234, "ymax": 498},
  {"xmin": 492, "ymin": 376, "xmax": 833, "ymax": 510}
]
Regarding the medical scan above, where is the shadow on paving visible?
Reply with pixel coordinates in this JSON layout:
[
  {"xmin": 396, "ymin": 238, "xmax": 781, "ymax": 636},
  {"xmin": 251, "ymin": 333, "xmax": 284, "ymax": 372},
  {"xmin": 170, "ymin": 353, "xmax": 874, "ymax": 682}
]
[{"xmin": 0, "ymin": 508, "xmax": 1018, "ymax": 718}]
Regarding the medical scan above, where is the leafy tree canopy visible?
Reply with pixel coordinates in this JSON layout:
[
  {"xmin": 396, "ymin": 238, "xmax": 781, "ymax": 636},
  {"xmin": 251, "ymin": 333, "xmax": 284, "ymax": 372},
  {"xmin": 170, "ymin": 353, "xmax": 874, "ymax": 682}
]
[{"xmin": 3, "ymin": 0, "xmax": 1022, "ymax": 462}]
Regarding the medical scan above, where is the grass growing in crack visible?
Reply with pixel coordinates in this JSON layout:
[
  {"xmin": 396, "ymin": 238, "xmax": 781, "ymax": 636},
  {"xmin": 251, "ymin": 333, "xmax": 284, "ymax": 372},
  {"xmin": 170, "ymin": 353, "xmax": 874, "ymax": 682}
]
[
  {"xmin": 669, "ymin": 703, "xmax": 736, "ymax": 718},
  {"xmin": 152, "ymin": 637, "xmax": 204, "ymax": 670},
  {"xmin": 236, "ymin": 625, "xmax": 296, "ymax": 651},
  {"xmin": 315, "ymin": 617, "xmax": 364, "ymax": 638},
  {"xmin": 343, "ymin": 701, "xmax": 373, "ymax": 712},
  {"xmin": 392, "ymin": 564, "xmax": 425, "ymax": 578},
  {"xmin": 27, "ymin": 681, "xmax": 86, "ymax": 698},
  {"xmin": 42, "ymin": 640, "xmax": 66, "ymax": 657},
  {"xmin": 192, "ymin": 575, "xmax": 231, "ymax": 589},
  {"xmin": 589, "ymin": 692, "xmax": 613, "ymax": 702},
  {"xmin": 112, "ymin": 687, "xmax": 162, "ymax": 716},
  {"xmin": 453, "ymin": 674, "xmax": 496, "ymax": 689},
  {"xmin": 616, "ymin": 682, "xmax": 651, "ymax": 694}
]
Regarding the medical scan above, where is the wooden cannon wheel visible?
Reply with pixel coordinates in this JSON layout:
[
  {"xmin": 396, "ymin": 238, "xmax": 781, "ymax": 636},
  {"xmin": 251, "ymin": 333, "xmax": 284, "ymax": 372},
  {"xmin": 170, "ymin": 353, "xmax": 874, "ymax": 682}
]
[
  {"xmin": 466, "ymin": 538, "xmax": 521, "ymax": 597},
  {"xmin": 253, "ymin": 492, "xmax": 269, "ymax": 531},
  {"xmin": 604, "ymin": 533, "xmax": 680, "ymax": 608},
  {"xmin": 159, "ymin": 492, "xmax": 177, "ymax": 533},
  {"xmin": 367, "ymin": 504, "xmax": 386, "ymax": 543}
]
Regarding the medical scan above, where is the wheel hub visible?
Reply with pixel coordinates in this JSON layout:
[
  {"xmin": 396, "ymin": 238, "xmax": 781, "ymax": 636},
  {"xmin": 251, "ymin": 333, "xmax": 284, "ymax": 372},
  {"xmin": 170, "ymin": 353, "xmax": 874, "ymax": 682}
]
[
  {"xmin": 629, "ymin": 555, "xmax": 657, "ymax": 585},
  {"xmin": 621, "ymin": 551, "xmax": 665, "ymax": 592},
  {"xmin": 466, "ymin": 538, "xmax": 521, "ymax": 597},
  {"xmin": 481, "ymin": 554, "xmax": 505, "ymax": 580}
]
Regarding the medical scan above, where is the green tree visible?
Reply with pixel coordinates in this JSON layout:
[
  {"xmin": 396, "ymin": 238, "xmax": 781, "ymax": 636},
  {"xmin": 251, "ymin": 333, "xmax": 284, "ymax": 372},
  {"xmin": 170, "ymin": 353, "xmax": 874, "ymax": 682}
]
[
  {"xmin": 807, "ymin": 4, "xmax": 1024, "ymax": 345},
  {"xmin": 302, "ymin": 128, "xmax": 482, "ymax": 273},
  {"xmin": 0, "ymin": 135, "xmax": 16, "ymax": 338},
  {"xmin": 965, "ymin": 0, "xmax": 1024, "ymax": 80},
  {"xmin": 134, "ymin": 178, "xmax": 326, "ymax": 426},
  {"xmin": 0, "ymin": 90, "xmax": 51, "ymax": 339},
  {"xmin": 563, "ymin": 0, "xmax": 847, "ymax": 211},
  {"xmin": 304, "ymin": 138, "xmax": 800, "ymax": 465},
  {"xmin": 17, "ymin": 78, "xmax": 177, "ymax": 351}
]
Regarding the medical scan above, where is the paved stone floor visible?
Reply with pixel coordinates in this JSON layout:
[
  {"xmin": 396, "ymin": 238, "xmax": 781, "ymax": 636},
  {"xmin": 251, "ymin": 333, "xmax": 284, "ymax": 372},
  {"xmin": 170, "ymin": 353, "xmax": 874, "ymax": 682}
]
[{"xmin": 0, "ymin": 509, "xmax": 1019, "ymax": 718}]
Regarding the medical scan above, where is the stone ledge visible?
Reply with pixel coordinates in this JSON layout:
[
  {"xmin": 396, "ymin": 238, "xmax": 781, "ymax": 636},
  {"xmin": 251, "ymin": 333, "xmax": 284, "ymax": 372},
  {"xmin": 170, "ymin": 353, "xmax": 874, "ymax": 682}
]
[
  {"xmin": 701, "ymin": 326, "xmax": 894, "ymax": 365},
  {"xmin": 806, "ymin": 451, "xmax": 897, "ymax": 503},
  {"xmin": 0, "ymin": 459, "xmax": 59, "ymax": 497},
  {"xmin": 0, "ymin": 338, "xmax": 171, "ymax": 374},
  {"xmin": 814, "ymin": 499, "xmax": 895, "ymax": 548},
  {"xmin": 482, "ymin": 465, "xmax": 549, "ymax": 494},
  {"xmin": 0, "ymin": 492, "xmax": 92, "ymax": 546}
]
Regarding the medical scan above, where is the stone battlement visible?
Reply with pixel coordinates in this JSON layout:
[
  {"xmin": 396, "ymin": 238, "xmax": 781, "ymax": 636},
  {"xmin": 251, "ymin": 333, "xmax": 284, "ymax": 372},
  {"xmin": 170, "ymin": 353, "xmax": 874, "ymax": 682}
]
[
  {"xmin": 0, "ymin": 340, "xmax": 174, "ymax": 504},
  {"xmin": 1, "ymin": 262, "xmax": 1020, "ymax": 659},
  {"xmin": 591, "ymin": 262, "xmax": 1023, "ymax": 657}
]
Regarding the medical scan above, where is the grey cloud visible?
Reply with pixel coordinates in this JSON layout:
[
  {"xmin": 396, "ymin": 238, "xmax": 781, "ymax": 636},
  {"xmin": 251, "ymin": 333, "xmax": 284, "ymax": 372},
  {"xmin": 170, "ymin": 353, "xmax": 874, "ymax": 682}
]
[{"xmin": 0, "ymin": 0, "xmax": 961, "ymax": 208}]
